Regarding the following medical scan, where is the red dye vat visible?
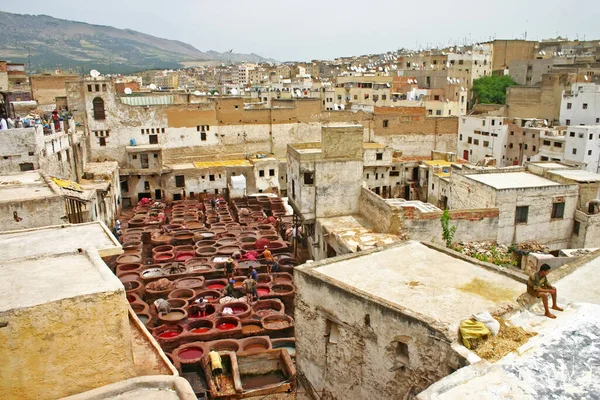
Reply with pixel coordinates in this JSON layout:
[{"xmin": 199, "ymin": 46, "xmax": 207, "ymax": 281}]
[
  {"xmin": 155, "ymin": 254, "xmax": 173, "ymax": 261},
  {"xmin": 216, "ymin": 323, "xmax": 237, "ymax": 331},
  {"xmin": 231, "ymin": 307, "xmax": 246, "ymax": 314},
  {"xmin": 158, "ymin": 330, "xmax": 180, "ymax": 338},
  {"xmin": 175, "ymin": 252, "xmax": 194, "ymax": 261},
  {"xmin": 257, "ymin": 288, "xmax": 270, "ymax": 297},
  {"xmin": 179, "ymin": 347, "xmax": 204, "ymax": 360},
  {"xmin": 207, "ymin": 283, "xmax": 225, "ymax": 290},
  {"xmin": 127, "ymin": 295, "xmax": 136, "ymax": 303},
  {"xmin": 191, "ymin": 327, "xmax": 210, "ymax": 334}
]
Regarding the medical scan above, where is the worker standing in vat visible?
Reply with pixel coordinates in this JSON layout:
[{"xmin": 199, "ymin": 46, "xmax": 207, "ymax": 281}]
[
  {"xmin": 224, "ymin": 257, "xmax": 236, "ymax": 278},
  {"xmin": 262, "ymin": 246, "xmax": 274, "ymax": 274},
  {"xmin": 248, "ymin": 265, "xmax": 258, "ymax": 281},
  {"xmin": 209, "ymin": 350, "xmax": 223, "ymax": 391},
  {"xmin": 243, "ymin": 273, "xmax": 258, "ymax": 303},
  {"xmin": 527, "ymin": 264, "xmax": 564, "ymax": 319}
]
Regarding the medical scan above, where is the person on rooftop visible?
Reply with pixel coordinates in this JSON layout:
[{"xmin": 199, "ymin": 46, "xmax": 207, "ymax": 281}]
[
  {"xmin": 527, "ymin": 264, "xmax": 563, "ymax": 319},
  {"xmin": 261, "ymin": 245, "xmax": 274, "ymax": 274}
]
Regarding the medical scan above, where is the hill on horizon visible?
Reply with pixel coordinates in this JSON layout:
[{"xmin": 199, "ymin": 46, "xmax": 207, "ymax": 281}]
[{"xmin": 0, "ymin": 11, "xmax": 276, "ymax": 74}]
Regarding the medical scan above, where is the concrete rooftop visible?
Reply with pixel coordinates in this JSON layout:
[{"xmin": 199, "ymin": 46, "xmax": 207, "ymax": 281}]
[
  {"xmin": 312, "ymin": 241, "xmax": 524, "ymax": 330},
  {"xmin": 0, "ymin": 222, "xmax": 123, "ymax": 312},
  {"xmin": 465, "ymin": 172, "xmax": 561, "ymax": 190},
  {"xmin": 550, "ymin": 169, "xmax": 600, "ymax": 182},
  {"xmin": 0, "ymin": 171, "xmax": 58, "ymax": 202},
  {"xmin": 554, "ymin": 252, "xmax": 600, "ymax": 305}
]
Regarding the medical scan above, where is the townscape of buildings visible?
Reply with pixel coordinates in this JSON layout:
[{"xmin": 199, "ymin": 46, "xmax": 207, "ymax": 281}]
[{"xmin": 2, "ymin": 36, "xmax": 600, "ymax": 400}]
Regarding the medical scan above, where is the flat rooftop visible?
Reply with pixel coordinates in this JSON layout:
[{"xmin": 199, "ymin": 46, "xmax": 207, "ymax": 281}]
[
  {"xmin": 310, "ymin": 241, "xmax": 524, "ymax": 330},
  {"xmin": 319, "ymin": 215, "xmax": 401, "ymax": 252},
  {"xmin": 528, "ymin": 162, "xmax": 571, "ymax": 170},
  {"xmin": 0, "ymin": 223, "xmax": 122, "ymax": 312},
  {"xmin": 550, "ymin": 169, "xmax": 600, "ymax": 182},
  {"xmin": 386, "ymin": 199, "xmax": 442, "ymax": 213},
  {"xmin": 0, "ymin": 171, "xmax": 58, "ymax": 202},
  {"xmin": 193, "ymin": 159, "xmax": 251, "ymax": 168},
  {"xmin": 362, "ymin": 143, "xmax": 386, "ymax": 149},
  {"xmin": 554, "ymin": 251, "xmax": 600, "ymax": 305},
  {"xmin": 0, "ymin": 222, "xmax": 121, "ymax": 263},
  {"xmin": 465, "ymin": 172, "xmax": 561, "ymax": 190}
]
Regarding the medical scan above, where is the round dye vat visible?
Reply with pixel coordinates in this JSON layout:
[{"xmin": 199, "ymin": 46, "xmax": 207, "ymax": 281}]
[
  {"xmin": 233, "ymin": 282, "xmax": 243, "ymax": 288},
  {"xmin": 242, "ymin": 325, "xmax": 261, "ymax": 334},
  {"xmin": 207, "ymin": 283, "xmax": 225, "ymax": 290},
  {"xmin": 244, "ymin": 343, "xmax": 268, "ymax": 352},
  {"xmin": 230, "ymin": 306, "xmax": 246, "ymax": 314},
  {"xmin": 127, "ymin": 295, "xmax": 136, "ymax": 303},
  {"xmin": 191, "ymin": 327, "xmax": 210, "ymax": 334},
  {"xmin": 175, "ymin": 253, "xmax": 195, "ymax": 262},
  {"xmin": 216, "ymin": 323, "xmax": 237, "ymax": 331},
  {"xmin": 155, "ymin": 253, "xmax": 174, "ymax": 261},
  {"xmin": 161, "ymin": 311, "xmax": 185, "ymax": 321},
  {"xmin": 257, "ymin": 288, "xmax": 270, "ymax": 297},
  {"xmin": 179, "ymin": 347, "xmax": 204, "ymax": 360},
  {"xmin": 158, "ymin": 330, "xmax": 181, "ymax": 339}
]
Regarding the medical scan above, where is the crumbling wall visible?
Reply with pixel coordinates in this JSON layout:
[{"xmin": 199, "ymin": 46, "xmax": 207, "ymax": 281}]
[
  {"xmin": 294, "ymin": 270, "xmax": 463, "ymax": 400},
  {"xmin": 315, "ymin": 160, "xmax": 363, "ymax": 218}
]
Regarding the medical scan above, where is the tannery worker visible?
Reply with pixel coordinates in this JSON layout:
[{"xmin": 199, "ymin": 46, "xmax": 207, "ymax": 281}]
[
  {"xmin": 527, "ymin": 264, "xmax": 563, "ymax": 319},
  {"xmin": 209, "ymin": 350, "xmax": 223, "ymax": 390}
]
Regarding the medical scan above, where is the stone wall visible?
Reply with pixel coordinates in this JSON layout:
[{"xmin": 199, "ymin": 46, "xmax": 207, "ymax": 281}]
[
  {"xmin": 315, "ymin": 160, "xmax": 363, "ymax": 218},
  {"xmin": 30, "ymin": 75, "xmax": 79, "ymax": 105},
  {"xmin": 295, "ymin": 266, "xmax": 463, "ymax": 399},
  {"xmin": 0, "ymin": 195, "xmax": 66, "ymax": 232},
  {"xmin": 572, "ymin": 210, "xmax": 600, "ymax": 248}
]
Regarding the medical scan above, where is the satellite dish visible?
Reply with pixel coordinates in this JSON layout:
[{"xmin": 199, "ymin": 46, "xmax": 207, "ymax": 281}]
[
  {"xmin": 149, "ymin": 84, "xmax": 157, "ymax": 90},
  {"xmin": 333, "ymin": 104, "xmax": 339, "ymax": 110},
  {"xmin": 413, "ymin": 79, "xmax": 418, "ymax": 84},
  {"xmin": 213, "ymin": 91, "xmax": 219, "ymax": 95},
  {"xmin": 584, "ymin": 75, "xmax": 589, "ymax": 81},
  {"xmin": 340, "ymin": 104, "xmax": 345, "ymax": 110},
  {"xmin": 90, "ymin": 69, "xmax": 100, "ymax": 77},
  {"xmin": 231, "ymin": 88, "xmax": 238, "ymax": 95},
  {"xmin": 461, "ymin": 87, "xmax": 465, "ymax": 91},
  {"xmin": 194, "ymin": 90, "xmax": 201, "ymax": 96},
  {"xmin": 447, "ymin": 77, "xmax": 452, "ymax": 82},
  {"xmin": 124, "ymin": 87, "xmax": 133, "ymax": 95},
  {"xmin": 446, "ymin": 62, "xmax": 451, "ymax": 68}
]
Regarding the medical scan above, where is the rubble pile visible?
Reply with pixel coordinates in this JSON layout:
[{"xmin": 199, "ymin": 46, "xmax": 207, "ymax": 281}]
[
  {"xmin": 570, "ymin": 249, "xmax": 593, "ymax": 257},
  {"xmin": 513, "ymin": 241, "xmax": 550, "ymax": 254},
  {"xmin": 453, "ymin": 241, "xmax": 516, "ymax": 267}
]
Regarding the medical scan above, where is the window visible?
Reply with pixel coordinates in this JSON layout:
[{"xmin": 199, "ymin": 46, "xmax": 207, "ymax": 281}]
[
  {"xmin": 473, "ymin": 139, "xmax": 479, "ymax": 145},
  {"xmin": 354, "ymin": 95, "xmax": 358, "ymax": 100},
  {"xmin": 326, "ymin": 319, "xmax": 339, "ymax": 344},
  {"xmin": 144, "ymin": 181, "xmax": 150, "ymax": 191},
  {"xmin": 543, "ymin": 140, "xmax": 551, "ymax": 146},
  {"xmin": 259, "ymin": 170, "xmax": 265, "ymax": 177},
  {"xmin": 596, "ymin": 118, "xmax": 599, "ymax": 123},
  {"xmin": 573, "ymin": 148, "xmax": 577, "ymax": 155},
  {"xmin": 382, "ymin": 94, "xmax": 387, "ymax": 100},
  {"xmin": 376, "ymin": 153, "xmax": 383, "ymax": 160},
  {"xmin": 459, "ymin": 134, "xmax": 463, "ymax": 141},
  {"xmin": 175, "ymin": 175, "xmax": 185, "ymax": 188},
  {"xmin": 510, "ymin": 131, "xmax": 515, "ymax": 136},
  {"xmin": 583, "ymin": 103, "xmax": 588, "ymax": 109},
  {"xmin": 467, "ymin": 137, "xmax": 472, "ymax": 144},
  {"xmin": 567, "ymin": 103, "xmax": 572, "ymax": 109},
  {"xmin": 200, "ymin": 132, "xmax": 207, "ymax": 141},
  {"xmin": 524, "ymin": 144, "xmax": 528, "ymax": 150},
  {"xmin": 533, "ymin": 145, "xmax": 536, "ymax": 151},
  {"xmin": 588, "ymin": 150, "xmax": 593, "ymax": 156},
  {"xmin": 551, "ymin": 202, "xmax": 565, "ymax": 219},
  {"xmin": 99, "ymin": 137, "xmax": 106, "ymax": 146},
  {"xmin": 570, "ymin": 132, "xmax": 575, "ymax": 137},
  {"xmin": 269, "ymin": 169, "xmax": 275, "ymax": 177},
  {"xmin": 383, "ymin": 119, "xmax": 389, "ymax": 128},
  {"xmin": 92, "ymin": 97, "xmax": 106, "ymax": 120},
  {"xmin": 590, "ymin": 134, "xmax": 594, "ymax": 140},
  {"xmin": 19, "ymin": 162, "xmax": 34, "ymax": 171},
  {"xmin": 154, "ymin": 153, "xmax": 158, "ymax": 158},
  {"xmin": 390, "ymin": 171, "xmax": 400, "ymax": 177},
  {"xmin": 553, "ymin": 142, "xmax": 562, "ymax": 148},
  {"xmin": 566, "ymin": 119, "xmax": 571, "ymax": 126},
  {"xmin": 209, "ymin": 174, "xmax": 215, "ymax": 181},
  {"xmin": 573, "ymin": 221, "xmax": 580, "ymax": 235},
  {"xmin": 120, "ymin": 180, "xmax": 129, "ymax": 193},
  {"xmin": 87, "ymin": 84, "xmax": 93, "ymax": 92},
  {"xmin": 149, "ymin": 135, "xmax": 158, "ymax": 144},
  {"xmin": 132, "ymin": 154, "xmax": 138, "ymax": 160},
  {"xmin": 304, "ymin": 172, "xmax": 314, "ymax": 185},
  {"xmin": 509, "ymin": 143, "xmax": 514, "ymax": 149},
  {"xmin": 436, "ymin": 110, "xmax": 441, "ymax": 115},
  {"xmin": 515, "ymin": 206, "xmax": 529, "ymax": 224},
  {"xmin": 579, "ymin": 133, "xmax": 584, "ymax": 138},
  {"xmin": 428, "ymin": 109, "xmax": 433, "ymax": 115},
  {"xmin": 484, "ymin": 141, "xmax": 490, "ymax": 147}
]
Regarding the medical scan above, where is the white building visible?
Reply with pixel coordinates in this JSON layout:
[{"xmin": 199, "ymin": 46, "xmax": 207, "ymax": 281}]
[
  {"xmin": 560, "ymin": 83, "xmax": 600, "ymax": 126},
  {"xmin": 563, "ymin": 125, "xmax": 600, "ymax": 173},
  {"xmin": 457, "ymin": 116, "xmax": 508, "ymax": 164}
]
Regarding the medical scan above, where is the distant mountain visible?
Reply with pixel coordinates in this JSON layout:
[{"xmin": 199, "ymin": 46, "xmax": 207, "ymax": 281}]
[{"xmin": 0, "ymin": 11, "xmax": 276, "ymax": 74}]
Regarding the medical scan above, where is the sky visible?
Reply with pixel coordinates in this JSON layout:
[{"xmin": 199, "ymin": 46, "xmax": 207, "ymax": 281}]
[{"xmin": 1, "ymin": 0, "xmax": 598, "ymax": 61}]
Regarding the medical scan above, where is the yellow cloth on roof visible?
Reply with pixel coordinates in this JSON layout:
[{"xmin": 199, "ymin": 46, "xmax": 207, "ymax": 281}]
[
  {"xmin": 459, "ymin": 319, "xmax": 491, "ymax": 349},
  {"xmin": 209, "ymin": 351, "xmax": 222, "ymax": 370}
]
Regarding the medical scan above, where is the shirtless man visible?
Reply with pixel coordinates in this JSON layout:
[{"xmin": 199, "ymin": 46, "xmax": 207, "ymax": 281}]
[{"xmin": 527, "ymin": 264, "xmax": 564, "ymax": 319}]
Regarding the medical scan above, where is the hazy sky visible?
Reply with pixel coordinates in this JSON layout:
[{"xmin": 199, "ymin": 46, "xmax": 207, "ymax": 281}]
[{"xmin": 1, "ymin": 0, "xmax": 598, "ymax": 61}]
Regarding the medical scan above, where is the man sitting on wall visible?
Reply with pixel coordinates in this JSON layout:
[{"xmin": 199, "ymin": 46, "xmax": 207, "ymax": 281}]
[{"xmin": 527, "ymin": 264, "xmax": 564, "ymax": 319}]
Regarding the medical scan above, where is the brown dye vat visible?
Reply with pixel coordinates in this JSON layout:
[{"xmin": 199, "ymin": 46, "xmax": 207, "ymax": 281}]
[
  {"xmin": 239, "ymin": 236, "xmax": 257, "ymax": 244},
  {"xmin": 186, "ymin": 221, "xmax": 204, "ymax": 230},
  {"xmin": 173, "ymin": 231, "xmax": 195, "ymax": 244},
  {"xmin": 153, "ymin": 252, "xmax": 174, "ymax": 263},
  {"xmin": 124, "ymin": 280, "xmax": 144, "ymax": 297},
  {"xmin": 175, "ymin": 277, "xmax": 205, "ymax": 290},
  {"xmin": 257, "ymin": 274, "xmax": 272, "ymax": 284},
  {"xmin": 238, "ymin": 260, "xmax": 262, "ymax": 270},
  {"xmin": 241, "ymin": 338, "xmax": 270, "ymax": 353},
  {"xmin": 168, "ymin": 288, "xmax": 195, "ymax": 300},
  {"xmin": 116, "ymin": 254, "xmax": 142, "ymax": 264},
  {"xmin": 174, "ymin": 245, "xmax": 195, "ymax": 253},
  {"xmin": 216, "ymin": 238, "xmax": 239, "ymax": 246},
  {"xmin": 271, "ymin": 283, "xmax": 294, "ymax": 296},
  {"xmin": 118, "ymin": 272, "xmax": 141, "ymax": 283},
  {"xmin": 262, "ymin": 315, "xmax": 293, "ymax": 331},
  {"xmin": 158, "ymin": 308, "xmax": 188, "ymax": 324},
  {"xmin": 135, "ymin": 312, "xmax": 152, "ymax": 326},
  {"xmin": 240, "ymin": 243, "xmax": 256, "ymax": 251},
  {"xmin": 240, "ymin": 371, "xmax": 287, "ymax": 390},
  {"xmin": 195, "ymin": 240, "xmax": 217, "ymax": 248},
  {"xmin": 163, "ymin": 224, "xmax": 184, "ymax": 232},
  {"xmin": 217, "ymin": 246, "xmax": 240, "ymax": 255},
  {"xmin": 121, "ymin": 234, "xmax": 142, "ymax": 243},
  {"xmin": 196, "ymin": 246, "xmax": 218, "ymax": 257},
  {"xmin": 130, "ymin": 302, "xmax": 149, "ymax": 314},
  {"xmin": 151, "ymin": 235, "xmax": 173, "ymax": 246},
  {"xmin": 170, "ymin": 219, "xmax": 184, "ymax": 225},
  {"xmin": 167, "ymin": 298, "xmax": 189, "ymax": 309},
  {"xmin": 241, "ymin": 323, "xmax": 262, "ymax": 335},
  {"xmin": 122, "ymin": 241, "xmax": 142, "ymax": 250},
  {"xmin": 194, "ymin": 290, "xmax": 222, "ymax": 303},
  {"xmin": 208, "ymin": 340, "xmax": 240, "ymax": 353},
  {"xmin": 272, "ymin": 272, "xmax": 293, "ymax": 283},
  {"xmin": 122, "ymin": 248, "xmax": 141, "ymax": 256},
  {"xmin": 261, "ymin": 235, "xmax": 280, "ymax": 241},
  {"xmin": 253, "ymin": 300, "xmax": 284, "ymax": 317},
  {"xmin": 152, "ymin": 245, "xmax": 174, "ymax": 254}
]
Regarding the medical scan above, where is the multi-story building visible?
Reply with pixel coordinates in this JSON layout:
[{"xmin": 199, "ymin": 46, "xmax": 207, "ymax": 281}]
[
  {"xmin": 563, "ymin": 125, "xmax": 600, "ymax": 173},
  {"xmin": 560, "ymin": 83, "xmax": 600, "ymax": 126}
]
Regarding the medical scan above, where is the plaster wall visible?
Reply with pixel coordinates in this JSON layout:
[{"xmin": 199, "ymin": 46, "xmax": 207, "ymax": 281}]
[
  {"xmin": 0, "ymin": 290, "xmax": 135, "ymax": 400},
  {"xmin": 294, "ymin": 270, "xmax": 462, "ymax": 399},
  {"xmin": 315, "ymin": 160, "xmax": 363, "ymax": 218},
  {"xmin": 0, "ymin": 196, "xmax": 66, "ymax": 231},
  {"xmin": 572, "ymin": 210, "xmax": 600, "ymax": 248}
]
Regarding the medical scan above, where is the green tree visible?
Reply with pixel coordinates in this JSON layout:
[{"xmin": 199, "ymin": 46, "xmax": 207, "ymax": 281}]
[
  {"xmin": 471, "ymin": 75, "xmax": 518, "ymax": 105},
  {"xmin": 440, "ymin": 209, "xmax": 457, "ymax": 248}
]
